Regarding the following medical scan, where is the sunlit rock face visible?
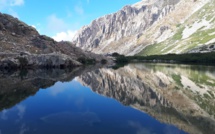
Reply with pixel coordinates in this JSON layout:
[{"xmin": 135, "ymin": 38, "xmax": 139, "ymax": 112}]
[
  {"xmin": 78, "ymin": 63, "xmax": 215, "ymax": 134},
  {"xmin": 73, "ymin": 0, "xmax": 179, "ymax": 55},
  {"xmin": 73, "ymin": 0, "xmax": 215, "ymax": 55}
]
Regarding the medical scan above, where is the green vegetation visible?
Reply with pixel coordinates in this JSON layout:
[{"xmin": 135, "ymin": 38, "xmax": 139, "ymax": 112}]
[
  {"xmin": 115, "ymin": 52, "xmax": 215, "ymax": 65},
  {"xmin": 111, "ymin": 53, "xmax": 129, "ymax": 63},
  {"xmin": 101, "ymin": 59, "xmax": 107, "ymax": 64},
  {"xmin": 138, "ymin": 43, "xmax": 162, "ymax": 56},
  {"xmin": 194, "ymin": 94, "xmax": 215, "ymax": 116},
  {"xmin": 111, "ymin": 63, "xmax": 127, "ymax": 70},
  {"xmin": 188, "ymin": 69, "xmax": 215, "ymax": 87},
  {"xmin": 203, "ymin": 93, "xmax": 211, "ymax": 99},
  {"xmin": 17, "ymin": 57, "xmax": 28, "ymax": 68},
  {"xmin": 174, "ymin": 86, "xmax": 180, "ymax": 90},
  {"xmin": 172, "ymin": 26, "xmax": 185, "ymax": 40},
  {"xmin": 138, "ymin": 0, "xmax": 215, "ymax": 56},
  {"xmin": 77, "ymin": 57, "xmax": 96, "ymax": 65},
  {"xmin": 172, "ymin": 74, "xmax": 183, "ymax": 87},
  {"xmin": 112, "ymin": 52, "xmax": 121, "ymax": 57},
  {"xmin": 208, "ymin": 91, "xmax": 215, "ymax": 98}
]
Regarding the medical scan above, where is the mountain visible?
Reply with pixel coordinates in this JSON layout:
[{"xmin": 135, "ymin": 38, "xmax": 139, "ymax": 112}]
[
  {"xmin": 0, "ymin": 13, "xmax": 105, "ymax": 68},
  {"xmin": 73, "ymin": 0, "xmax": 215, "ymax": 56},
  {"xmin": 78, "ymin": 63, "xmax": 215, "ymax": 134}
]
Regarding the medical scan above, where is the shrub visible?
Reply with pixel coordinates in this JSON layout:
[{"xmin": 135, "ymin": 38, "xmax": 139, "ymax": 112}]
[
  {"xmin": 115, "ymin": 55, "xmax": 129, "ymax": 63},
  {"xmin": 101, "ymin": 59, "xmax": 107, "ymax": 64},
  {"xmin": 77, "ymin": 57, "xmax": 96, "ymax": 65},
  {"xmin": 17, "ymin": 57, "xmax": 28, "ymax": 68},
  {"xmin": 112, "ymin": 52, "xmax": 121, "ymax": 57}
]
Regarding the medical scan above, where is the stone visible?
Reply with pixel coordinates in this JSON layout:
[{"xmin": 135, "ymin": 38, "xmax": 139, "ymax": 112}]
[
  {"xmin": 73, "ymin": 0, "xmax": 212, "ymax": 55},
  {"xmin": 11, "ymin": 32, "xmax": 16, "ymax": 36},
  {"xmin": 73, "ymin": 0, "xmax": 179, "ymax": 55},
  {"xmin": 0, "ymin": 12, "xmax": 107, "ymax": 68}
]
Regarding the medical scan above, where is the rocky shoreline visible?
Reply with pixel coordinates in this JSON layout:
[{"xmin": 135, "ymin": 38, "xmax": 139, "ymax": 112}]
[
  {"xmin": 0, "ymin": 13, "xmax": 108, "ymax": 69},
  {"xmin": 0, "ymin": 52, "xmax": 81, "ymax": 69}
]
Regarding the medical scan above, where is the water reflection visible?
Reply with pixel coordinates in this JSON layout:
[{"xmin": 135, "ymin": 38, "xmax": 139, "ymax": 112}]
[
  {"xmin": 0, "ymin": 63, "xmax": 214, "ymax": 134},
  {"xmin": 0, "ymin": 67, "xmax": 90, "ymax": 112},
  {"xmin": 78, "ymin": 63, "xmax": 215, "ymax": 134}
]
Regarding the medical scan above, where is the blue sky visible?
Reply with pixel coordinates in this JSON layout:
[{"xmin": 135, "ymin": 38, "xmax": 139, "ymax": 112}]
[{"xmin": 0, "ymin": 0, "xmax": 140, "ymax": 41}]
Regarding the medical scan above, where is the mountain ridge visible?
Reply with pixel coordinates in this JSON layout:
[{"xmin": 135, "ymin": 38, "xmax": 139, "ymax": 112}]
[{"xmin": 73, "ymin": 0, "xmax": 215, "ymax": 56}]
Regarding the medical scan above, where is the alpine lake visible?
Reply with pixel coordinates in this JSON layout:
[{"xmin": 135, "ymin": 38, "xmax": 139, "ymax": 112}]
[{"xmin": 0, "ymin": 63, "xmax": 215, "ymax": 134}]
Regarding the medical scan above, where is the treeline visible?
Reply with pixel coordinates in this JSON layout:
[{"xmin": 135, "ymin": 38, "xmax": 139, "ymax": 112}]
[{"xmin": 113, "ymin": 52, "xmax": 215, "ymax": 65}]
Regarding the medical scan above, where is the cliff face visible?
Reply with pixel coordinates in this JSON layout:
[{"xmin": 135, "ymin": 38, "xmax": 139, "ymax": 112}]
[
  {"xmin": 78, "ymin": 63, "xmax": 215, "ymax": 134},
  {"xmin": 0, "ymin": 13, "xmax": 105, "ymax": 68},
  {"xmin": 73, "ymin": 0, "xmax": 215, "ymax": 55}
]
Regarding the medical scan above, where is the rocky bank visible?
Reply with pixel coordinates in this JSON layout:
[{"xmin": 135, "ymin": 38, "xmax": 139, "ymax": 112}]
[{"xmin": 0, "ymin": 13, "xmax": 106, "ymax": 68}]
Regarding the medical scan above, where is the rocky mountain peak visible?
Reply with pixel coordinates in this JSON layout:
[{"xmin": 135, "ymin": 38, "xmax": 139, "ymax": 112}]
[
  {"xmin": 73, "ymin": 0, "xmax": 214, "ymax": 55},
  {"xmin": 0, "ymin": 13, "xmax": 39, "ymax": 36},
  {"xmin": 72, "ymin": 0, "xmax": 180, "ymax": 55}
]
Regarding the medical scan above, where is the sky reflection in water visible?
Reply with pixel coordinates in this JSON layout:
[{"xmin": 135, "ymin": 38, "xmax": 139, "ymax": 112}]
[{"xmin": 0, "ymin": 78, "xmax": 187, "ymax": 134}]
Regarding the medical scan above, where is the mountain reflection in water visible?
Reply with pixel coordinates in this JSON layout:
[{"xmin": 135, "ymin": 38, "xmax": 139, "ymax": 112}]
[
  {"xmin": 0, "ymin": 63, "xmax": 214, "ymax": 134},
  {"xmin": 78, "ymin": 63, "xmax": 215, "ymax": 134}
]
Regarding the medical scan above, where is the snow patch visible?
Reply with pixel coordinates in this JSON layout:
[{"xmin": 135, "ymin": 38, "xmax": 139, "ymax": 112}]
[
  {"xmin": 181, "ymin": 75, "xmax": 208, "ymax": 95},
  {"xmin": 208, "ymin": 31, "xmax": 215, "ymax": 36},
  {"xmin": 167, "ymin": 43, "xmax": 184, "ymax": 54},
  {"xmin": 156, "ymin": 29, "xmax": 173, "ymax": 43},
  {"xmin": 206, "ymin": 38, "xmax": 215, "ymax": 45},
  {"xmin": 182, "ymin": 19, "xmax": 211, "ymax": 39}
]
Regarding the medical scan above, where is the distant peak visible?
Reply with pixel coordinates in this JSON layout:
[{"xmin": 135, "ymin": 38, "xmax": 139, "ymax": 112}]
[{"xmin": 132, "ymin": 0, "xmax": 154, "ymax": 9}]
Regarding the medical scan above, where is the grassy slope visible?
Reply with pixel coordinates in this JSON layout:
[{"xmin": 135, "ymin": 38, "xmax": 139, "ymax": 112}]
[
  {"xmin": 138, "ymin": 0, "xmax": 215, "ymax": 56},
  {"xmin": 144, "ymin": 63, "xmax": 215, "ymax": 117}
]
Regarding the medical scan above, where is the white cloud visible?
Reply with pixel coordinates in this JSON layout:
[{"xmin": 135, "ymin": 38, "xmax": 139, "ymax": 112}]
[
  {"xmin": 52, "ymin": 30, "xmax": 77, "ymax": 41},
  {"xmin": 46, "ymin": 14, "xmax": 79, "ymax": 40},
  {"xmin": 47, "ymin": 14, "xmax": 68, "ymax": 33},
  {"xmin": 74, "ymin": 5, "xmax": 84, "ymax": 15},
  {"xmin": 17, "ymin": 104, "xmax": 26, "ymax": 119},
  {"xmin": 48, "ymin": 82, "xmax": 68, "ymax": 96},
  {"xmin": 128, "ymin": 121, "xmax": 153, "ymax": 134},
  {"xmin": 19, "ymin": 124, "xmax": 29, "ymax": 134},
  {"xmin": 0, "ymin": 0, "xmax": 24, "ymax": 9},
  {"xmin": 0, "ymin": 110, "xmax": 8, "ymax": 120},
  {"xmin": 0, "ymin": 0, "xmax": 24, "ymax": 18},
  {"xmin": 10, "ymin": 0, "xmax": 24, "ymax": 6}
]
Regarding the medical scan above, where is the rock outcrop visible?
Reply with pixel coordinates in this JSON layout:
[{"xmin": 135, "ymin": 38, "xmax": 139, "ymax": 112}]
[
  {"xmin": 73, "ymin": 0, "xmax": 215, "ymax": 55},
  {"xmin": 0, "ymin": 13, "xmax": 106, "ymax": 68},
  {"xmin": 188, "ymin": 42, "xmax": 215, "ymax": 53}
]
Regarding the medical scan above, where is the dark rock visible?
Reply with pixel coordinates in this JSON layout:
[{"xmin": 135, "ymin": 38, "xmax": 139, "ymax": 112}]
[{"xmin": 0, "ymin": 12, "xmax": 108, "ymax": 68}]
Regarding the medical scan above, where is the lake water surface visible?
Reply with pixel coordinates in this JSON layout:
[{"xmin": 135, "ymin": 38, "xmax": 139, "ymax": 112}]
[{"xmin": 0, "ymin": 63, "xmax": 214, "ymax": 134}]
